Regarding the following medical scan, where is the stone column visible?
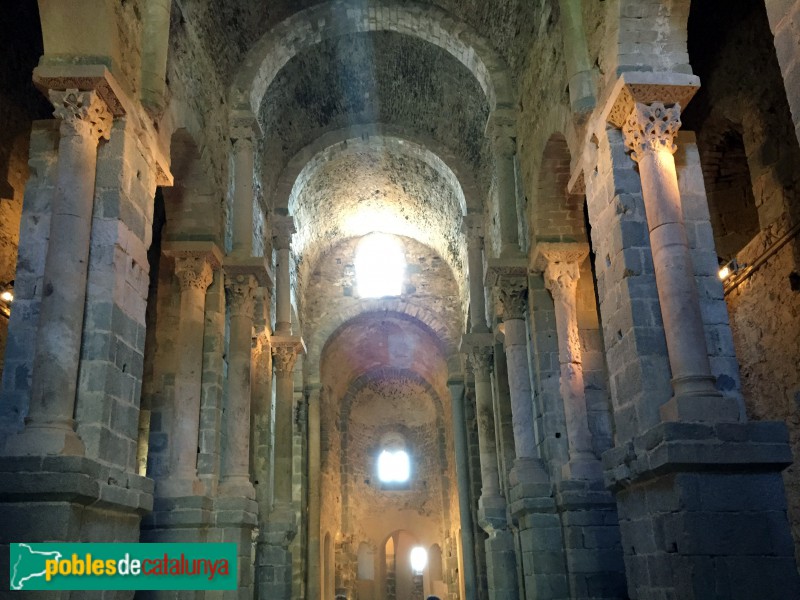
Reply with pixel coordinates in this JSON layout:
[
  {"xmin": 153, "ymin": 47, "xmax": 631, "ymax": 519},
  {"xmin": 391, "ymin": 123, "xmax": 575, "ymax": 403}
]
[
  {"xmin": 487, "ymin": 110, "xmax": 523, "ymax": 259},
  {"xmin": 161, "ymin": 247, "xmax": 220, "ymax": 497},
  {"xmin": 273, "ymin": 215, "xmax": 295, "ymax": 336},
  {"xmin": 535, "ymin": 243, "xmax": 601, "ymax": 480},
  {"xmin": 463, "ymin": 214, "xmax": 489, "ymax": 333},
  {"xmin": 5, "ymin": 89, "xmax": 111, "ymax": 457},
  {"xmin": 448, "ymin": 380, "xmax": 478, "ymax": 600},
  {"xmin": 220, "ymin": 271, "xmax": 258, "ymax": 498},
  {"xmin": 621, "ymin": 101, "xmax": 739, "ymax": 423},
  {"xmin": 230, "ymin": 112, "xmax": 259, "ymax": 256},
  {"xmin": 258, "ymin": 337, "xmax": 301, "ymax": 600},
  {"xmin": 558, "ymin": 0, "xmax": 596, "ymax": 114},
  {"xmin": 461, "ymin": 336, "xmax": 519, "ymax": 600},
  {"xmin": 306, "ymin": 386, "xmax": 322, "ymax": 600}
]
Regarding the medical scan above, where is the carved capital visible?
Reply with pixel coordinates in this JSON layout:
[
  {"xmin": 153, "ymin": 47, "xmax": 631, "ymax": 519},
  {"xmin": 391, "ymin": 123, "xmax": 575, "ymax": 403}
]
[
  {"xmin": 533, "ymin": 242, "xmax": 588, "ymax": 305},
  {"xmin": 622, "ymin": 102, "xmax": 682, "ymax": 162},
  {"xmin": 486, "ymin": 108, "xmax": 517, "ymax": 157},
  {"xmin": 461, "ymin": 213, "xmax": 484, "ymax": 243},
  {"xmin": 272, "ymin": 343, "xmax": 300, "ymax": 377},
  {"xmin": 497, "ymin": 278, "xmax": 528, "ymax": 321},
  {"xmin": 225, "ymin": 273, "xmax": 257, "ymax": 317},
  {"xmin": 466, "ymin": 346, "xmax": 494, "ymax": 380},
  {"xmin": 49, "ymin": 89, "xmax": 112, "ymax": 142},
  {"xmin": 174, "ymin": 255, "xmax": 215, "ymax": 292},
  {"xmin": 230, "ymin": 110, "xmax": 260, "ymax": 147},
  {"xmin": 272, "ymin": 214, "xmax": 296, "ymax": 251},
  {"xmin": 543, "ymin": 261, "xmax": 580, "ymax": 303}
]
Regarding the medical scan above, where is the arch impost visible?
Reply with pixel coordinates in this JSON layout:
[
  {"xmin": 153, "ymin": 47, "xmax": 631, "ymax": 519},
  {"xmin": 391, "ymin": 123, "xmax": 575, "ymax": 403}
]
[
  {"xmin": 33, "ymin": 63, "xmax": 173, "ymax": 185},
  {"xmin": 224, "ymin": 255, "xmax": 274, "ymax": 291},
  {"xmin": 230, "ymin": 109, "xmax": 262, "ymax": 142},
  {"xmin": 602, "ymin": 71, "xmax": 700, "ymax": 129},
  {"xmin": 163, "ymin": 241, "xmax": 223, "ymax": 269}
]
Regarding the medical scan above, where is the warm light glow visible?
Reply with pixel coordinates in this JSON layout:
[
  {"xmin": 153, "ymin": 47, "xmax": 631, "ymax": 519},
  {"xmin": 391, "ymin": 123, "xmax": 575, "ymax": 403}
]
[
  {"xmin": 355, "ymin": 233, "xmax": 405, "ymax": 298},
  {"xmin": 718, "ymin": 266, "xmax": 731, "ymax": 280},
  {"xmin": 377, "ymin": 449, "xmax": 410, "ymax": 483},
  {"xmin": 0, "ymin": 291, "xmax": 13, "ymax": 303},
  {"xmin": 410, "ymin": 547, "xmax": 427, "ymax": 574}
]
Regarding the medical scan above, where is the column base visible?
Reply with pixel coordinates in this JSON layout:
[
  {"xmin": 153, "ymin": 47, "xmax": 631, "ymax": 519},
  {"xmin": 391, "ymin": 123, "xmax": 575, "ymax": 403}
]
[
  {"xmin": 561, "ymin": 454, "xmax": 603, "ymax": 481},
  {"xmin": 604, "ymin": 421, "xmax": 800, "ymax": 600},
  {"xmin": 509, "ymin": 467, "xmax": 570, "ymax": 600},
  {"xmin": 660, "ymin": 389, "xmax": 741, "ymax": 424},
  {"xmin": 213, "ymin": 496, "xmax": 259, "ymax": 600},
  {"xmin": 255, "ymin": 509, "xmax": 297, "ymax": 600},
  {"xmin": 3, "ymin": 419, "xmax": 85, "ymax": 457},
  {"xmin": 219, "ymin": 476, "xmax": 256, "ymax": 500},
  {"xmin": 0, "ymin": 455, "xmax": 152, "ymax": 598},
  {"xmin": 555, "ymin": 480, "xmax": 626, "ymax": 600},
  {"xmin": 157, "ymin": 475, "xmax": 205, "ymax": 498},
  {"xmin": 478, "ymin": 493, "xmax": 509, "ymax": 533},
  {"xmin": 484, "ymin": 527, "xmax": 519, "ymax": 600}
]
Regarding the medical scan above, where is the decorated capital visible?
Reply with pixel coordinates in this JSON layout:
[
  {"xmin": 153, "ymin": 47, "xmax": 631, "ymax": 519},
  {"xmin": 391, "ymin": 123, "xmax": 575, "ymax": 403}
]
[
  {"xmin": 622, "ymin": 102, "xmax": 682, "ymax": 163},
  {"xmin": 174, "ymin": 255, "xmax": 215, "ymax": 292},
  {"xmin": 50, "ymin": 89, "xmax": 113, "ymax": 143},
  {"xmin": 225, "ymin": 273, "xmax": 258, "ymax": 317}
]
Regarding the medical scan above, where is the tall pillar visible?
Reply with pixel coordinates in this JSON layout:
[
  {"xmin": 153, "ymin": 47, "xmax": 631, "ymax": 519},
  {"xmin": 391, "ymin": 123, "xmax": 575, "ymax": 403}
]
[
  {"xmin": 558, "ymin": 0, "xmax": 596, "ymax": 114},
  {"xmin": 460, "ymin": 337, "xmax": 519, "ymax": 600},
  {"xmin": 534, "ymin": 243, "xmax": 625, "ymax": 599},
  {"xmin": 230, "ymin": 112, "xmax": 260, "ymax": 256},
  {"xmin": 486, "ymin": 262, "xmax": 570, "ymax": 600},
  {"xmin": 161, "ymin": 245, "xmax": 221, "ymax": 497},
  {"xmin": 621, "ymin": 101, "xmax": 740, "ymax": 423},
  {"xmin": 257, "ymin": 338, "xmax": 301, "ymax": 600},
  {"xmin": 448, "ymin": 379, "xmax": 478, "ymax": 600},
  {"xmin": 273, "ymin": 215, "xmax": 295, "ymax": 336},
  {"xmin": 534, "ymin": 243, "xmax": 601, "ymax": 480},
  {"xmin": 5, "ymin": 89, "xmax": 111, "ymax": 457},
  {"xmin": 597, "ymin": 76, "xmax": 800, "ymax": 599},
  {"xmin": 220, "ymin": 272, "xmax": 258, "ymax": 498},
  {"xmin": 306, "ymin": 386, "xmax": 322, "ymax": 600},
  {"xmin": 487, "ymin": 110, "xmax": 523, "ymax": 259},
  {"xmin": 463, "ymin": 215, "xmax": 490, "ymax": 333}
]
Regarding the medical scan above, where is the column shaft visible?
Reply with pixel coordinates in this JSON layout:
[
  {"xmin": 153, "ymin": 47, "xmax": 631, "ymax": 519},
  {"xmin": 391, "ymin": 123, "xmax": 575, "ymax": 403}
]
[
  {"xmin": 164, "ymin": 254, "xmax": 215, "ymax": 496},
  {"xmin": 502, "ymin": 317, "xmax": 536, "ymax": 460},
  {"xmin": 231, "ymin": 129, "xmax": 255, "ymax": 254},
  {"xmin": 6, "ymin": 90, "xmax": 111, "ymax": 456},
  {"xmin": 220, "ymin": 273, "xmax": 257, "ymax": 498},
  {"xmin": 622, "ymin": 102, "xmax": 738, "ymax": 422},
  {"xmin": 307, "ymin": 387, "xmax": 321, "ymax": 600},
  {"xmin": 463, "ymin": 215, "xmax": 489, "ymax": 332},
  {"xmin": 495, "ymin": 147, "xmax": 521, "ymax": 258},
  {"xmin": 473, "ymin": 356, "xmax": 500, "ymax": 497},
  {"xmin": 448, "ymin": 382, "xmax": 478, "ymax": 600},
  {"xmin": 272, "ymin": 343, "xmax": 299, "ymax": 506}
]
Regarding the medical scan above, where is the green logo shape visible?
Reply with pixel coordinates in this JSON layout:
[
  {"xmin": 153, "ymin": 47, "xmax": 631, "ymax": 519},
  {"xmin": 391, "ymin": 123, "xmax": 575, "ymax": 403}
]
[{"xmin": 9, "ymin": 543, "xmax": 238, "ymax": 591}]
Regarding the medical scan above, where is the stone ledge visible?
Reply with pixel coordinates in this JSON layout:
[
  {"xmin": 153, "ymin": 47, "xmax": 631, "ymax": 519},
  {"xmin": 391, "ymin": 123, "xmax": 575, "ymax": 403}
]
[
  {"xmin": 603, "ymin": 421, "xmax": 793, "ymax": 492},
  {"xmin": 0, "ymin": 456, "xmax": 153, "ymax": 513}
]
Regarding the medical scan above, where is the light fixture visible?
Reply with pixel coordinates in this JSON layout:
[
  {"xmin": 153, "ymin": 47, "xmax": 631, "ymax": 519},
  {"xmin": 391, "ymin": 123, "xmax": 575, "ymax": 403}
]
[
  {"xmin": 0, "ymin": 290, "xmax": 12, "ymax": 303},
  {"xmin": 410, "ymin": 547, "xmax": 427, "ymax": 574},
  {"xmin": 718, "ymin": 258, "xmax": 743, "ymax": 281}
]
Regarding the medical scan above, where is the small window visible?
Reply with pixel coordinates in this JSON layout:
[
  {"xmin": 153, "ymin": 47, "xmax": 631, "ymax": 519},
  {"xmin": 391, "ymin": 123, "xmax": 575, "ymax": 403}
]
[
  {"xmin": 354, "ymin": 233, "xmax": 405, "ymax": 298},
  {"xmin": 377, "ymin": 449, "xmax": 410, "ymax": 483}
]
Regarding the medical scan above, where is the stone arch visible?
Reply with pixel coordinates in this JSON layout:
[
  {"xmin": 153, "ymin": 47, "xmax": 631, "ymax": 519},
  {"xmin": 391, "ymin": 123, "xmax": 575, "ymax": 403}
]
[
  {"xmin": 276, "ymin": 124, "xmax": 477, "ymax": 214},
  {"xmin": 530, "ymin": 132, "xmax": 585, "ymax": 244},
  {"xmin": 310, "ymin": 305, "xmax": 458, "ymax": 386},
  {"xmin": 230, "ymin": 0, "xmax": 514, "ymax": 115}
]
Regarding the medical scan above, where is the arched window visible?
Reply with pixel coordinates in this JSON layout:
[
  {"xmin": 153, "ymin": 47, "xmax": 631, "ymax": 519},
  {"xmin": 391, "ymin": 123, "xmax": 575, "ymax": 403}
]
[
  {"xmin": 354, "ymin": 233, "xmax": 405, "ymax": 298},
  {"xmin": 376, "ymin": 432, "xmax": 411, "ymax": 487}
]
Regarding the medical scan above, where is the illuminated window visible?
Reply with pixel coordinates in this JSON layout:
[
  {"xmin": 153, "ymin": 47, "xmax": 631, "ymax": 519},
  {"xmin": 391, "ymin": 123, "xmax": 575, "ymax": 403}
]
[
  {"xmin": 377, "ymin": 449, "xmax": 410, "ymax": 483},
  {"xmin": 410, "ymin": 547, "xmax": 427, "ymax": 574},
  {"xmin": 354, "ymin": 233, "xmax": 405, "ymax": 298}
]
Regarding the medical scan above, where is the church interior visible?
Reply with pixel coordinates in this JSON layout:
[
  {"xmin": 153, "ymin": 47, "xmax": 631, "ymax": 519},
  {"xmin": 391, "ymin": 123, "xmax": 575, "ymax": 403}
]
[{"xmin": 0, "ymin": 1, "xmax": 799, "ymax": 599}]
